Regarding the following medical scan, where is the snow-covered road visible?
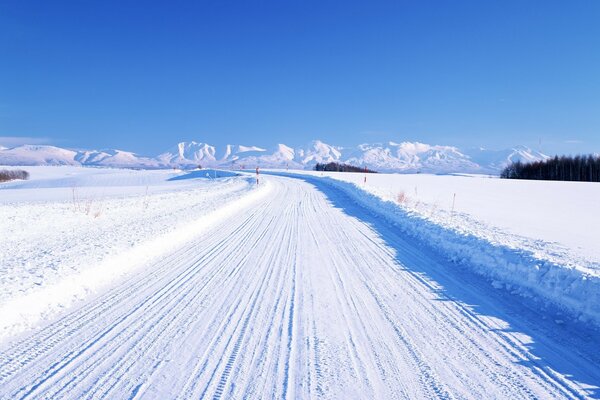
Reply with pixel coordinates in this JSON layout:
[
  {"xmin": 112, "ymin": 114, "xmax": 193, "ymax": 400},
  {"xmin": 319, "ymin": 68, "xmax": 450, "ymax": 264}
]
[{"xmin": 1, "ymin": 174, "xmax": 599, "ymax": 399}]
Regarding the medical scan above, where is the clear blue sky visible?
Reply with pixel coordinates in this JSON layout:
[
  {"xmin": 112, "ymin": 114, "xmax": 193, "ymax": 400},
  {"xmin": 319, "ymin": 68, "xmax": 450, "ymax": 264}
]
[{"xmin": 1, "ymin": 0, "xmax": 599, "ymax": 156}]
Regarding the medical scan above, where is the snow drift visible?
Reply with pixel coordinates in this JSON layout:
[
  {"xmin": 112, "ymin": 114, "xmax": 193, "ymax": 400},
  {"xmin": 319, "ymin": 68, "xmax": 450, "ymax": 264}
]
[
  {"xmin": 0, "ymin": 167, "xmax": 270, "ymax": 340},
  {"xmin": 277, "ymin": 172, "xmax": 600, "ymax": 326}
]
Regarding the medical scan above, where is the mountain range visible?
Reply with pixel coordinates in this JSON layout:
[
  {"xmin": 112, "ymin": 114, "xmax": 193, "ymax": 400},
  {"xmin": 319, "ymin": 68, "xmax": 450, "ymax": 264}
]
[{"xmin": 0, "ymin": 140, "xmax": 549, "ymax": 174}]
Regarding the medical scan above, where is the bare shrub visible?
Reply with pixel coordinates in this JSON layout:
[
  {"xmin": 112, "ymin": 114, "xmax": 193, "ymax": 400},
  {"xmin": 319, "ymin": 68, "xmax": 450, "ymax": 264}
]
[
  {"xmin": 397, "ymin": 191, "xmax": 407, "ymax": 204},
  {"xmin": 72, "ymin": 187, "xmax": 80, "ymax": 212},
  {"xmin": 142, "ymin": 186, "xmax": 150, "ymax": 210},
  {"xmin": 71, "ymin": 186, "xmax": 103, "ymax": 218},
  {"xmin": 429, "ymin": 202, "xmax": 438, "ymax": 218},
  {"xmin": 84, "ymin": 199, "xmax": 93, "ymax": 216}
]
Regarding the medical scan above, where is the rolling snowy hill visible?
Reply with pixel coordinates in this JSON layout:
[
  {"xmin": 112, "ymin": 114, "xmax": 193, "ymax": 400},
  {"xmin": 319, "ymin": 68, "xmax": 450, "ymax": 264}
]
[
  {"xmin": 0, "ymin": 145, "xmax": 159, "ymax": 168},
  {"xmin": 0, "ymin": 140, "xmax": 549, "ymax": 173}
]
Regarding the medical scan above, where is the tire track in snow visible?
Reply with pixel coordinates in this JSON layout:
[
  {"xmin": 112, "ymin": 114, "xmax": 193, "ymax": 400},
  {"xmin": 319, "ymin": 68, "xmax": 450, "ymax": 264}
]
[
  {"xmin": 1, "ymin": 183, "xmax": 276, "ymax": 399},
  {"xmin": 295, "ymin": 175, "xmax": 597, "ymax": 399},
  {"xmin": 0, "ymin": 194, "xmax": 269, "ymax": 381},
  {"xmin": 1, "ymin": 174, "xmax": 599, "ymax": 399},
  {"xmin": 338, "ymin": 192, "xmax": 588, "ymax": 399},
  {"xmin": 89, "ymin": 205, "xmax": 283, "ymax": 399},
  {"xmin": 181, "ymin": 188, "xmax": 296, "ymax": 399}
]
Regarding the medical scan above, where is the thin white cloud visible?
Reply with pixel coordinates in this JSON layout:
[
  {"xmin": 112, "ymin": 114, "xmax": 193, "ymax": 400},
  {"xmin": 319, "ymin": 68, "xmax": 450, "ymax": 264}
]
[
  {"xmin": 0, "ymin": 136, "xmax": 51, "ymax": 147},
  {"xmin": 564, "ymin": 139, "xmax": 583, "ymax": 144}
]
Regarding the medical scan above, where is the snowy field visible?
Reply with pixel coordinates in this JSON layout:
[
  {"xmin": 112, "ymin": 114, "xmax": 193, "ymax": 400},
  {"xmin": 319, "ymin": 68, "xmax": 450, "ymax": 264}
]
[
  {"xmin": 277, "ymin": 170, "xmax": 600, "ymax": 326},
  {"xmin": 289, "ymin": 170, "xmax": 600, "ymax": 266},
  {"xmin": 1, "ymin": 166, "xmax": 599, "ymax": 398},
  {"xmin": 0, "ymin": 166, "xmax": 269, "ymax": 340}
]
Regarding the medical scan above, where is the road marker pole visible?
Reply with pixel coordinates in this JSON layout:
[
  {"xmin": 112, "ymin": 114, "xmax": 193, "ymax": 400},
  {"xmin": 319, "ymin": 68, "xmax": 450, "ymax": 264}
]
[{"xmin": 451, "ymin": 193, "xmax": 456, "ymax": 217}]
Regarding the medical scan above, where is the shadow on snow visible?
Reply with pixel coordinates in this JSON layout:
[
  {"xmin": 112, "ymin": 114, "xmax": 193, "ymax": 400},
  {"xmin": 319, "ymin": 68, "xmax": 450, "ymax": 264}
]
[{"xmin": 268, "ymin": 171, "xmax": 600, "ymax": 398}]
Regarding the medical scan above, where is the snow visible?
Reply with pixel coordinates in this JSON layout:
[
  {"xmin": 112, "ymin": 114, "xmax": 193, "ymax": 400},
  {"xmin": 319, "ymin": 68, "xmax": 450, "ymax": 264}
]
[
  {"xmin": 465, "ymin": 145, "xmax": 550, "ymax": 171},
  {"xmin": 0, "ymin": 166, "xmax": 269, "ymax": 340},
  {"xmin": 0, "ymin": 145, "xmax": 159, "ymax": 168},
  {"xmin": 237, "ymin": 145, "xmax": 266, "ymax": 153},
  {"xmin": 296, "ymin": 171, "xmax": 600, "ymax": 265},
  {"xmin": 297, "ymin": 140, "xmax": 343, "ymax": 166},
  {"xmin": 156, "ymin": 142, "xmax": 270, "ymax": 168},
  {"xmin": 0, "ymin": 140, "xmax": 549, "ymax": 173},
  {"xmin": 280, "ymin": 170, "xmax": 600, "ymax": 324},
  {"xmin": 162, "ymin": 141, "xmax": 220, "ymax": 166},
  {"xmin": 0, "ymin": 145, "xmax": 79, "ymax": 166},
  {"xmin": 225, "ymin": 144, "xmax": 302, "ymax": 169},
  {"xmin": 342, "ymin": 141, "xmax": 481, "ymax": 173},
  {"xmin": 1, "ymin": 170, "xmax": 598, "ymax": 398}
]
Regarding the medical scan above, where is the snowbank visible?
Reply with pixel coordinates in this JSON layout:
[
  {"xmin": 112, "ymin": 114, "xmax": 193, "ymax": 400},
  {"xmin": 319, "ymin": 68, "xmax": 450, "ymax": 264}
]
[
  {"xmin": 290, "ymin": 171, "xmax": 600, "ymax": 267},
  {"xmin": 0, "ymin": 167, "xmax": 271, "ymax": 341},
  {"xmin": 279, "ymin": 172, "xmax": 600, "ymax": 326}
]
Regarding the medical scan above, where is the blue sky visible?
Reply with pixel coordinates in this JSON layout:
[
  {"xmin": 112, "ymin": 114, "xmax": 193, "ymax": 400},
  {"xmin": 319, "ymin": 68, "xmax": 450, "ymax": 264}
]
[{"xmin": 1, "ymin": 0, "xmax": 599, "ymax": 156}]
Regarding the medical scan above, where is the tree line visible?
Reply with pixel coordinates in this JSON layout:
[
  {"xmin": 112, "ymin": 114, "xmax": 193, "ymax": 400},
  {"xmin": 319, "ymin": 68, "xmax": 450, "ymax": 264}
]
[
  {"xmin": 0, "ymin": 169, "xmax": 30, "ymax": 182},
  {"xmin": 500, "ymin": 155, "xmax": 600, "ymax": 182},
  {"xmin": 314, "ymin": 162, "xmax": 377, "ymax": 173}
]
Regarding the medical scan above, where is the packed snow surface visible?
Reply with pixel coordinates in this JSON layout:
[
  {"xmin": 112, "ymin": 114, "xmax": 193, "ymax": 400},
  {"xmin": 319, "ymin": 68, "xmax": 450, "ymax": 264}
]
[
  {"xmin": 0, "ymin": 166, "xmax": 267, "ymax": 339},
  {"xmin": 0, "ymin": 167, "xmax": 599, "ymax": 398}
]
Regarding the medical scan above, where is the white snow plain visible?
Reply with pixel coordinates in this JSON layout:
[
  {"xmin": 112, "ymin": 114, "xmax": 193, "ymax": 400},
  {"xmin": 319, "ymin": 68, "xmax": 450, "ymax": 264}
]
[
  {"xmin": 295, "ymin": 171, "xmax": 600, "ymax": 265},
  {"xmin": 0, "ymin": 166, "xmax": 269, "ymax": 340},
  {"xmin": 1, "ymin": 167, "xmax": 599, "ymax": 399}
]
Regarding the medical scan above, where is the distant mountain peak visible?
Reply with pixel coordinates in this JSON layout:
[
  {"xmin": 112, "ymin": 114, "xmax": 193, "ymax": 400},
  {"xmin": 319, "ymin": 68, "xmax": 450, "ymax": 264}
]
[
  {"xmin": 236, "ymin": 145, "xmax": 266, "ymax": 153},
  {"xmin": 0, "ymin": 139, "xmax": 550, "ymax": 173}
]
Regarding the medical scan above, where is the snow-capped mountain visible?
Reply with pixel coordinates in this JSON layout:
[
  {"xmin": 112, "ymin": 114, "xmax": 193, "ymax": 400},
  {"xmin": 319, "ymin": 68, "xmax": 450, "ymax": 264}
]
[
  {"xmin": 0, "ymin": 145, "xmax": 80, "ymax": 166},
  {"xmin": 296, "ymin": 140, "xmax": 344, "ymax": 167},
  {"xmin": 0, "ymin": 140, "xmax": 550, "ymax": 174},
  {"xmin": 464, "ymin": 146, "xmax": 550, "ymax": 172},
  {"xmin": 228, "ymin": 144, "xmax": 301, "ymax": 169},
  {"xmin": 73, "ymin": 149, "xmax": 159, "ymax": 168},
  {"xmin": 342, "ymin": 142, "xmax": 481, "ymax": 173},
  {"xmin": 0, "ymin": 145, "xmax": 159, "ymax": 168},
  {"xmin": 156, "ymin": 141, "xmax": 267, "ymax": 168}
]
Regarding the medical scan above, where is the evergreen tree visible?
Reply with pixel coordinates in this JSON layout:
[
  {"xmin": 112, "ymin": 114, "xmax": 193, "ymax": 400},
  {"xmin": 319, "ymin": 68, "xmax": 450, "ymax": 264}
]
[{"xmin": 500, "ymin": 155, "xmax": 600, "ymax": 182}]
